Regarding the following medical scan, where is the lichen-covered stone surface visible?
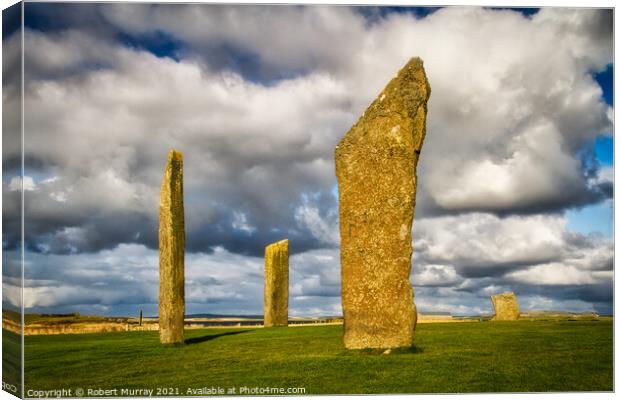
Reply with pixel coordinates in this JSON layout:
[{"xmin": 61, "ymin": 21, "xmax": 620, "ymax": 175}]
[
  {"xmin": 491, "ymin": 292, "xmax": 520, "ymax": 321},
  {"xmin": 335, "ymin": 57, "xmax": 430, "ymax": 349},
  {"xmin": 264, "ymin": 239, "xmax": 289, "ymax": 327},
  {"xmin": 159, "ymin": 150, "xmax": 185, "ymax": 344}
]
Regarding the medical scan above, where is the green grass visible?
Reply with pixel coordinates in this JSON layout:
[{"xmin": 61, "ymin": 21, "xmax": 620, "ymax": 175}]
[
  {"xmin": 2, "ymin": 329, "xmax": 22, "ymax": 396},
  {"xmin": 22, "ymin": 320, "xmax": 612, "ymax": 395}
]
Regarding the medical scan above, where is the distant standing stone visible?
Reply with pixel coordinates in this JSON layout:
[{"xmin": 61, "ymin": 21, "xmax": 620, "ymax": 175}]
[
  {"xmin": 159, "ymin": 150, "xmax": 185, "ymax": 344},
  {"xmin": 335, "ymin": 58, "xmax": 431, "ymax": 349},
  {"xmin": 491, "ymin": 292, "xmax": 520, "ymax": 321},
  {"xmin": 264, "ymin": 239, "xmax": 289, "ymax": 327}
]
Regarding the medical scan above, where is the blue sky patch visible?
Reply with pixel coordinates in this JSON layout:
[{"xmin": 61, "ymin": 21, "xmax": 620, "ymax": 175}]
[
  {"xmin": 487, "ymin": 7, "xmax": 539, "ymax": 17},
  {"xmin": 331, "ymin": 185, "xmax": 338, "ymax": 200},
  {"xmin": 117, "ymin": 31, "xmax": 183, "ymax": 61},
  {"xmin": 594, "ymin": 135, "xmax": 613, "ymax": 166},
  {"xmin": 566, "ymin": 201, "xmax": 613, "ymax": 238},
  {"xmin": 357, "ymin": 6, "xmax": 440, "ymax": 23},
  {"xmin": 594, "ymin": 64, "xmax": 613, "ymax": 106}
]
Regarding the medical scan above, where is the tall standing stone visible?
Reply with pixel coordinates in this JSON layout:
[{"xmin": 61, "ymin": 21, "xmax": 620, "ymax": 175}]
[
  {"xmin": 159, "ymin": 150, "xmax": 185, "ymax": 344},
  {"xmin": 491, "ymin": 292, "xmax": 520, "ymax": 321},
  {"xmin": 264, "ymin": 239, "xmax": 289, "ymax": 327},
  {"xmin": 335, "ymin": 58, "xmax": 431, "ymax": 349}
]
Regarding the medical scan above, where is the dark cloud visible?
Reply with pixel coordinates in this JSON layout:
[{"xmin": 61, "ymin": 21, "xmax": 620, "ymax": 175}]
[
  {"xmin": 519, "ymin": 282, "xmax": 613, "ymax": 305},
  {"xmin": 356, "ymin": 5, "xmax": 441, "ymax": 26},
  {"xmin": 24, "ymin": 2, "xmax": 118, "ymax": 37},
  {"xmin": 2, "ymin": 2, "xmax": 21, "ymax": 39},
  {"xmin": 457, "ymin": 260, "xmax": 553, "ymax": 279}
]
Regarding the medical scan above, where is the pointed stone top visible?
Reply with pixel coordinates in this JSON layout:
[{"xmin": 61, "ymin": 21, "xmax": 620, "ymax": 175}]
[
  {"xmin": 336, "ymin": 57, "xmax": 431, "ymax": 155},
  {"xmin": 403, "ymin": 57, "xmax": 424, "ymax": 70},
  {"xmin": 167, "ymin": 149, "xmax": 183, "ymax": 162},
  {"xmin": 368, "ymin": 56, "xmax": 430, "ymax": 119}
]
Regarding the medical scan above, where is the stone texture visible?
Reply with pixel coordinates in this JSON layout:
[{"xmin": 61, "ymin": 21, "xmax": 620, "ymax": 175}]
[
  {"xmin": 264, "ymin": 239, "xmax": 289, "ymax": 327},
  {"xmin": 335, "ymin": 57, "xmax": 431, "ymax": 349},
  {"xmin": 159, "ymin": 150, "xmax": 185, "ymax": 344},
  {"xmin": 491, "ymin": 292, "xmax": 520, "ymax": 321}
]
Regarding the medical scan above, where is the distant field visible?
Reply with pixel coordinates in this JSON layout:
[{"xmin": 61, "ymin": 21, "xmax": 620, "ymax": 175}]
[{"xmin": 19, "ymin": 319, "xmax": 612, "ymax": 395}]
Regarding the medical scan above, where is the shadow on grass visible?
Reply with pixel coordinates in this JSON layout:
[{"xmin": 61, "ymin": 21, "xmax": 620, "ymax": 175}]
[
  {"xmin": 344, "ymin": 345, "xmax": 424, "ymax": 356},
  {"xmin": 185, "ymin": 330, "xmax": 251, "ymax": 345},
  {"xmin": 391, "ymin": 345, "xmax": 424, "ymax": 354}
]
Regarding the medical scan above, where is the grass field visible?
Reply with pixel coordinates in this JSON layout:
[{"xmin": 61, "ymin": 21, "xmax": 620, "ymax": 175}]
[
  {"xmin": 16, "ymin": 319, "xmax": 613, "ymax": 395},
  {"xmin": 2, "ymin": 328, "xmax": 21, "ymax": 396}
]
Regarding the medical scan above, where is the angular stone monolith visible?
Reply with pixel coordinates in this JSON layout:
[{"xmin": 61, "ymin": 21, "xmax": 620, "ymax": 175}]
[
  {"xmin": 264, "ymin": 239, "xmax": 289, "ymax": 327},
  {"xmin": 491, "ymin": 292, "xmax": 520, "ymax": 321},
  {"xmin": 335, "ymin": 57, "xmax": 431, "ymax": 349},
  {"xmin": 159, "ymin": 150, "xmax": 185, "ymax": 344}
]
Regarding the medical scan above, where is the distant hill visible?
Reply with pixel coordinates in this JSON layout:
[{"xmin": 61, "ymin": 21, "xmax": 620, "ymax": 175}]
[
  {"xmin": 520, "ymin": 310, "xmax": 601, "ymax": 317},
  {"xmin": 185, "ymin": 313, "xmax": 263, "ymax": 319},
  {"xmin": 419, "ymin": 311, "xmax": 452, "ymax": 316},
  {"xmin": 185, "ymin": 313, "xmax": 343, "ymax": 320}
]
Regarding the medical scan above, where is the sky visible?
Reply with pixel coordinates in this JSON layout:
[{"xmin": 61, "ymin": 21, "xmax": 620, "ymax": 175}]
[{"xmin": 1, "ymin": 3, "xmax": 614, "ymax": 317}]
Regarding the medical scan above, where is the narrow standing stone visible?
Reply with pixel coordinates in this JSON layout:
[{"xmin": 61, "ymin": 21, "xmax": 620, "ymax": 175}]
[
  {"xmin": 491, "ymin": 292, "xmax": 520, "ymax": 321},
  {"xmin": 335, "ymin": 58, "xmax": 431, "ymax": 349},
  {"xmin": 159, "ymin": 150, "xmax": 185, "ymax": 344},
  {"xmin": 264, "ymin": 239, "xmax": 289, "ymax": 327}
]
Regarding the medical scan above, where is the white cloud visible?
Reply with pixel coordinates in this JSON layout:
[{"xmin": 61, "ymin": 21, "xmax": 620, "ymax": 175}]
[
  {"xmin": 16, "ymin": 243, "xmax": 344, "ymax": 317},
  {"xmin": 414, "ymin": 213, "xmax": 568, "ymax": 275},
  {"xmin": 231, "ymin": 211, "xmax": 256, "ymax": 234},
  {"xmin": 20, "ymin": 31, "xmax": 351, "ymax": 252},
  {"xmin": 519, "ymin": 295, "xmax": 603, "ymax": 313},
  {"xmin": 413, "ymin": 213, "xmax": 612, "ymax": 280},
  {"xmin": 506, "ymin": 263, "xmax": 600, "ymax": 285},
  {"xmin": 595, "ymin": 166, "xmax": 613, "ymax": 185},
  {"xmin": 412, "ymin": 265, "xmax": 462, "ymax": 287},
  {"xmin": 294, "ymin": 196, "xmax": 339, "ymax": 245},
  {"xmin": 9, "ymin": 176, "xmax": 35, "ymax": 191}
]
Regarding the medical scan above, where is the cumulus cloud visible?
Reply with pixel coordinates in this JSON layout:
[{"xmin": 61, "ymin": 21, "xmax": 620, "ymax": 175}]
[
  {"xmin": 2, "ymin": 4, "xmax": 613, "ymax": 315},
  {"xmin": 100, "ymin": 4, "xmax": 366, "ymax": 81},
  {"xmin": 8, "ymin": 244, "xmax": 254, "ymax": 315},
  {"xmin": 409, "ymin": 213, "xmax": 613, "ymax": 314},
  {"xmin": 10, "ymin": 211, "xmax": 612, "ymax": 316},
  {"xmin": 415, "ymin": 214, "xmax": 569, "ymax": 277},
  {"xmin": 413, "ymin": 213, "xmax": 613, "ymax": 283},
  {"xmin": 294, "ymin": 194, "xmax": 339, "ymax": 246},
  {"xmin": 8, "ymin": 244, "xmax": 344, "ymax": 317},
  {"xmin": 14, "ymin": 28, "xmax": 349, "ymax": 255}
]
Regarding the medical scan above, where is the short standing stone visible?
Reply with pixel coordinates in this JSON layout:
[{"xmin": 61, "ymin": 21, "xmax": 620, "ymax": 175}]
[
  {"xmin": 335, "ymin": 58, "xmax": 431, "ymax": 349},
  {"xmin": 491, "ymin": 292, "xmax": 520, "ymax": 321},
  {"xmin": 159, "ymin": 150, "xmax": 185, "ymax": 344},
  {"xmin": 264, "ymin": 239, "xmax": 289, "ymax": 327}
]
